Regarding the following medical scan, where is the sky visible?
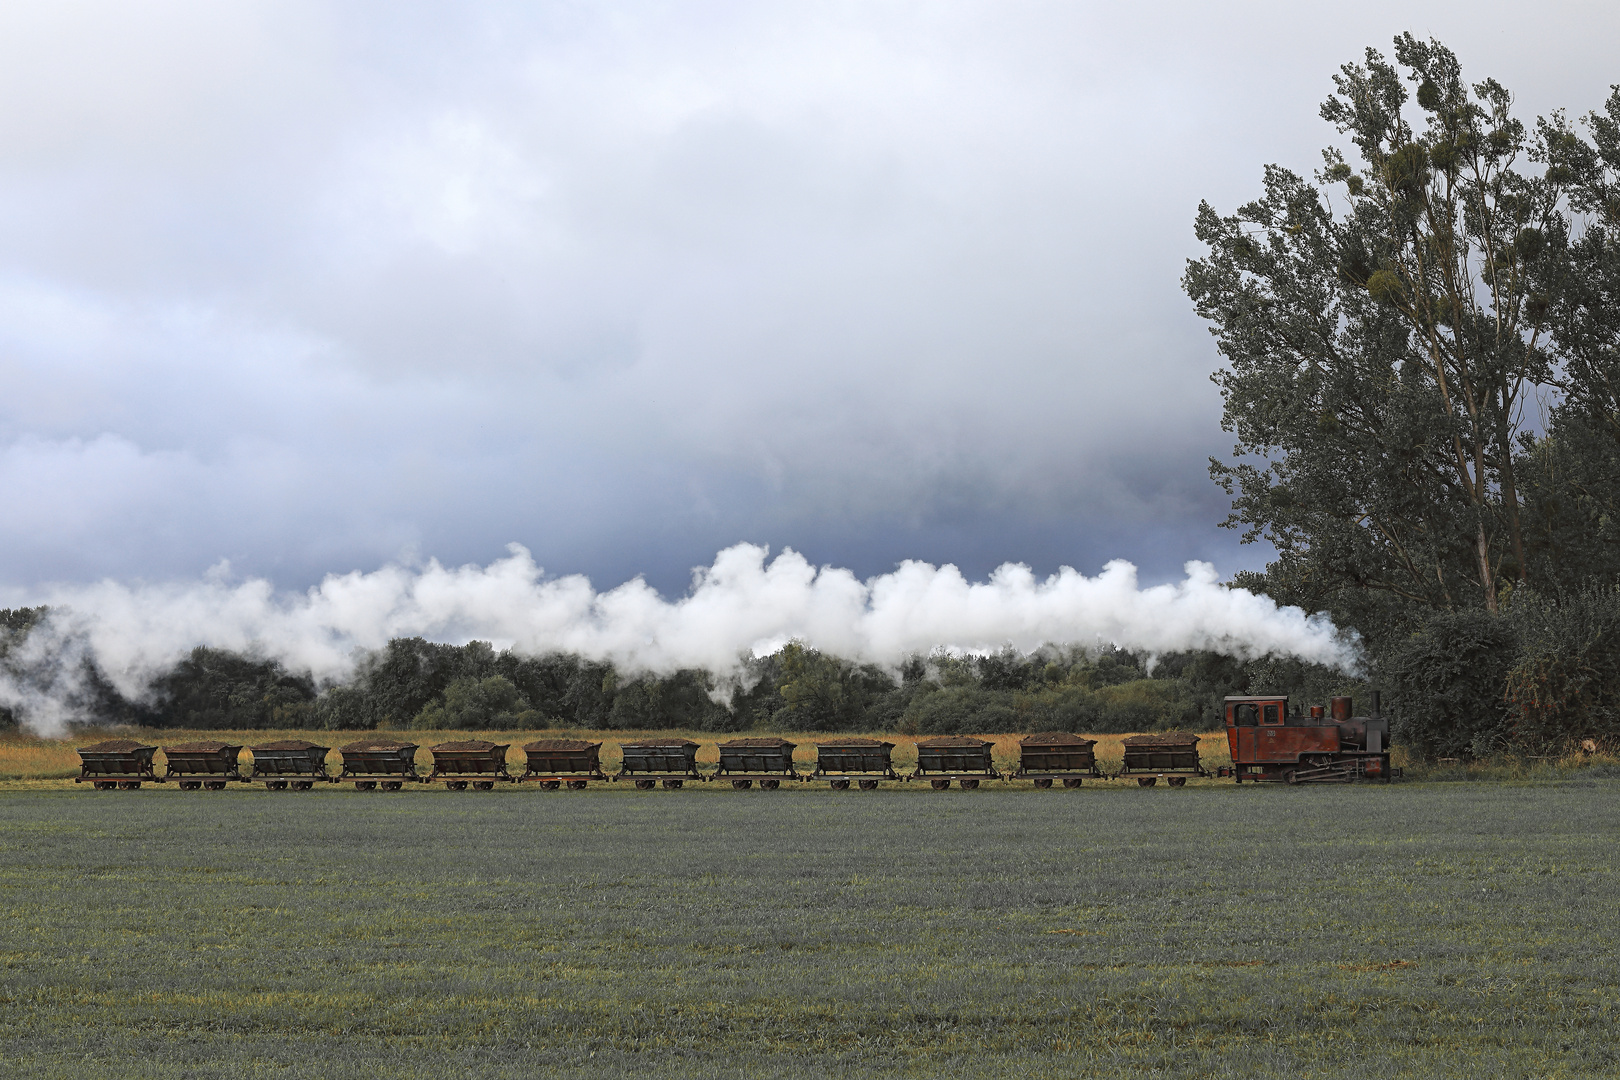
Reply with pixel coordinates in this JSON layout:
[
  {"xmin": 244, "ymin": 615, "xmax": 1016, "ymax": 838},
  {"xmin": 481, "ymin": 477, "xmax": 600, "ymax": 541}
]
[{"xmin": 2, "ymin": 1, "xmax": 1618, "ymax": 600}]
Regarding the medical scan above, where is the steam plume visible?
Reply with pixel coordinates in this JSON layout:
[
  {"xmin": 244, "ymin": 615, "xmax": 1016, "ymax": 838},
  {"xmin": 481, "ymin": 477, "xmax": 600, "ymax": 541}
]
[{"xmin": 1, "ymin": 543, "xmax": 1357, "ymax": 735}]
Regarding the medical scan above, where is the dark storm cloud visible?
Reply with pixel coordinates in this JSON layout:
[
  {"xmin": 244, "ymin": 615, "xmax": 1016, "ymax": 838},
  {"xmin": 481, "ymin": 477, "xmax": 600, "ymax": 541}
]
[{"xmin": 1, "ymin": 1, "xmax": 1616, "ymax": 596}]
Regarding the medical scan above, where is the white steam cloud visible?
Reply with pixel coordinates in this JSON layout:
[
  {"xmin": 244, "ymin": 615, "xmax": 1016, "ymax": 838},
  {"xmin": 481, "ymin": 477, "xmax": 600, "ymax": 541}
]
[{"xmin": 1, "ymin": 543, "xmax": 1358, "ymax": 735}]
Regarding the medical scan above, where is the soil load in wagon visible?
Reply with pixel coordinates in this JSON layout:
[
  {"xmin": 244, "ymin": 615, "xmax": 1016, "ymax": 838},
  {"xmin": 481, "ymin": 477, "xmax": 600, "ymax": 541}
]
[
  {"xmin": 616, "ymin": 740, "xmax": 702, "ymax": 789},
  {"xmin": 1118, "ymin": 733, "xmax": 1208, "ymax": 786},
  {"xmin": 428, "ymin": 740, "xmax": 514, "ymax": 790},
  {"xmin": 715, "ymin": 737, "xmax": 800, "ymax": 789},
  {"xmin": 250, "ymin": 740, "xmax": 332, "ymax": 789},
  {"xmin": 520, "ymin": 740, "xmax": 606, "ymax": 789},
  {"xmin": 75, "ymin": 739, "xmax": 161, "ymax": 789},
  {"xmin": 1015, "ymin": 732, "xmax": 1101, "ymax": 788},
  {"xmin": 812, "ymin": 738, "xmax": 898, "ymax": 789},
  {"xmin": 163, "ymin": 742, "xmax": 246, "ymax": 790},
  {"xmin": 911, "ymin": 736, "xmax": 1001, "ymax": 789},
  {"xmin": 338, "ymin": 739, "xmax": 423, "ymax": 790}
]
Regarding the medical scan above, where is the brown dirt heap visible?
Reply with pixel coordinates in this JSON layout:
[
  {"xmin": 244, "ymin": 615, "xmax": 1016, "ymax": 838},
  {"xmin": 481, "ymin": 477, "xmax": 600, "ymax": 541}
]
[
  {"xmin": 620, "ymin": 740, "xmax": 699, "ymax": 749},
  {"xmin": 915, "ymin": 736, "xmax": 992, "ymax": 748},
  {"xmin": 251, "ymin": 740, "xmax": 327, "ymax": 752},
  {"xmin": 79, "ymin": 739, "xmax": 152, "ymax": 753},
  {"xmin": 1019, "ymin": 732, "xmax": 1097, "ymax": 746},
  {"xmin": 431, "ymin": 740, "xmax": 506, "ymax": 753},
  {"xmin": 815, "ymin": 737, "xmax": 893, "ymax": 748},
  {"xmin": 163, "ymin": 741, "xmax": 238, "ymax": 754},
  {"xmin": 1122, "ymin": 733, "xmax": 1201, "ymax": 746},
  {"xmin": 718, "ymin": 737, "xmax": 795, "ymax": 749},
  {"xmin": 341, "ymin": 739, "xmax": 418, "ymax": 752},
  {"xmin": 523, "ymin": 740, "xmax": 601, "ymax": 752}
]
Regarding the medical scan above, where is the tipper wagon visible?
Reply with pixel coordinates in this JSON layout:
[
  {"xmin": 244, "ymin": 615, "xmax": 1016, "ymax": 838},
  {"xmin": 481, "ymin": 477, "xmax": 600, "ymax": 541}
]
[
  {"xmin": 615, "ymin": 740, "xmax": 702, "ymax": 789},
  {"xmin": 249, "ymin": 740, "xmax": 333, "ymax": 790},
  {"xmin": 520, "ymin": 740, "xmax": 606, "ymax": 789},
  {"xmin": 75, "ymin": 739, "xmax": 162, "ymax": 789},
  {"xmin": 1014, "ymin": 732, "xmax": 1102, "ymax": 788},
  {"xmin": 911, "ymin": 736, "xmax": 1001, "ymax": 789},
  {"xmin": 1117, "ymin": 733, "xmax": 1208, "ymax": 786},
  {"xmin": 811, "ymin": 738, "xmax": 898, "ymax": 789},
  {"xmin": 163, "ymin": 742, "xmax": 246, "ymax": 790},
  {"xmin": 338, "ymin": 739, "xmax": 424, "ymax": 791},
  {"xmin": 427, "ymin": 740, "xmax": 514, "ymax": 790},
  {"xmin": 714, "ymin": 737, "xmax": 800, "ymax": 789}
]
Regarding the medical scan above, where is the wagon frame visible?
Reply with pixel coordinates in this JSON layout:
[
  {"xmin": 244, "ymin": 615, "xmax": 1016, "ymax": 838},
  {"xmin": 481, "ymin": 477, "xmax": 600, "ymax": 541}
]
[
  {"xmin": 1115, "ymin": 736, "xmax": 1209, "ymax": 787},
  {"xmin": 74, "ymin": 741, "xmax": 164, "ymax": 790},
  {"xmin": 613, "ymin": 740, "xmax": 706, "ymax": 789},
  {"xmin": 811, "ymin": 739, "xmax": 900, "ymax": 790},
  {"xmin": 909, "ymin": 737, "xmax": 1003, "ymax": 789},
  {"xmin": 519, "ymin": 740, "xmax": 608, "ymax": 790},
  {"xmin": 249, "ymin": 741, "xmax": 335, "ymax": 790},
  {"xmin": 427, "ymin": 741, "xmax": 515, "ymax": 790},
  {"xmin": 1013, "ymin": 734, "xmax": 1104, "ymax": 789},
  {"xmin": 338, "ymin": 741, "xmax": 427, "ymax": 791},
  {"xmin": 163, "ymin": 742, "xmax": 248, "ymax": 791},
  {"xmin": 713, "ymin": 738, "xmax": 802, "ymax": 790}
]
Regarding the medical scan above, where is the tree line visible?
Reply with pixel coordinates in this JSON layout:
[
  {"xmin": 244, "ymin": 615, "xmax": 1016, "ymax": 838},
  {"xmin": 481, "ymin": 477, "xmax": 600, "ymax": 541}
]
[
  {"xmin": 1186, "ymin": 34, "xmax": 1620, "ymax": 757},
  {"xmin": 3, "ymin": 615, "xmax": 1351, "ymax": 736}
]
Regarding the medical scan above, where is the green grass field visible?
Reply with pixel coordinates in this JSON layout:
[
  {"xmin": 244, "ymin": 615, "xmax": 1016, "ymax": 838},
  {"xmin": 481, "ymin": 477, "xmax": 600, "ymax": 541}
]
[{"xmin": 1, "ymin": 779, "xmax": 1617, "ymax": 1078}]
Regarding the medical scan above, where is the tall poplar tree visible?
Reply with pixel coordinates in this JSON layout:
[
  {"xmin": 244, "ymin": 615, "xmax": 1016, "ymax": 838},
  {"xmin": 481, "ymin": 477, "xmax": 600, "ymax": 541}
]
[{"xmin": 1185, "ymin": 34, "xmax": 1571, "ymax": 629}]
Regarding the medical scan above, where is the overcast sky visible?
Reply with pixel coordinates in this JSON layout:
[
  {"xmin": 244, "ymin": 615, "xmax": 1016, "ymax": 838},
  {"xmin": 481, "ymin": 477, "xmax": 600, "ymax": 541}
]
[{"xmin": 2, "ymin": 1, "xmax": 1616, "ymax": 599}]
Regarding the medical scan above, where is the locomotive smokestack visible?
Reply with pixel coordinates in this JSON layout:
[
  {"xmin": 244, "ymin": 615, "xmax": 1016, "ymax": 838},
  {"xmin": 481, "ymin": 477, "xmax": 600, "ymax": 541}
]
[{"xmin": 1370, "ymin": 690, "xmax": 1381, "ymax": 717}]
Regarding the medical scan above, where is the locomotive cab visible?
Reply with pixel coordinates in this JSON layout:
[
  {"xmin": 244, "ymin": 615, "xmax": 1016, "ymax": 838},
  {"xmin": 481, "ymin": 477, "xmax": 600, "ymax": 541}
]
[{"xmin": 1224, "ymin": 694, "xmax": 1394, "ymax": 784}]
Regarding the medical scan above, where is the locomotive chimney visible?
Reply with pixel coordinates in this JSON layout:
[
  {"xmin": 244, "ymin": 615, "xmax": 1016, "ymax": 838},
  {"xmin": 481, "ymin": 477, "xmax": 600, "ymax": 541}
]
[
  {"xmin": 1331, "ymin": 696, "xmax": 1352, "ymax": 722},
  {"xmin": 1370, "ymin": 690, "xmax": 1381, "ymax": 717}
]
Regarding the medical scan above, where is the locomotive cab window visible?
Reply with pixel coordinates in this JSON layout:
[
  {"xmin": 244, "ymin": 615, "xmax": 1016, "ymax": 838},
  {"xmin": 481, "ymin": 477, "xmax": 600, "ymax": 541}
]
[
  {"xmin": 1233, "ymin": 704, "xmax": 1259, "ymax": 727},
  {"xmin": 1261, "ymin": 703, "xmax": 1283, "ymax": 725}
]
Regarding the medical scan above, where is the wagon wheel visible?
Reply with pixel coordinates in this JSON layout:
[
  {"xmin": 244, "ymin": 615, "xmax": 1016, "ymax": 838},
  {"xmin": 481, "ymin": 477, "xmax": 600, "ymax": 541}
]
[
  {"xmin": 830, "ymin": 778, "xmax": 851, "ymax": 790},
  {"xmin": 929, "ymin": 778, "xmax": 950, "ymax": 790},
  {"xmin": 293, "ymin": 781, "xmax": 313, "ymax": 791},
  {"xmin": 473, "ymin": 781, "xmax": 495, "ymax": 791},
  {"xmin": 1033, "ymin": 778, "xmax": 1053, "ymax": 789},
  {"xmin": 858, "ymin": 779, "xmax": 878, "ymax": 790},
  {"xmin": 761, "ymin": 779, "xmax": 781, "ymax": 791},
  {"xmin": 93, "ymin": 781, "xmax": 112, "ymax": 791},
  {"xmin": 539, "ymin": 780, "xmax": 561, "ymax": 790},
  {"xmin": 1137, "ymin": 777, "xmax": 1157, "ymax": 787},
  {"xmin": 119, "ymin": 782, "xmax": 141, "ymax": 790},
  {"xmin": 661, "ymin": 779, "xmax": 683, "ymax": 789},
  {"xmin": 635, "ymin": 779, "xmax": 655, "ymax": 790},
  {"xmin": 179, "ymin": 780, "xmax": 199, "ymax": 791},
  {"xmin": 1168, "ymin": 777, "xmax": 1187, "ymax": 787},
  {"xmin": 567, "ymin": 779, "xmax": 588, "ymax": 790},
  {"xmin": 731, "ymin": 778, "xmax": 753, "ymax": 790},
  {"xmin": 355, "ymin": 780, "xmax": 376, "ymax": 791},
  {"xmin": 959, "ymin": 778, "xmax": 980, "ymax": 790},
  {"xmin": 1062, "ymin": 778, "xmax": 1083, "ymax": 789}
]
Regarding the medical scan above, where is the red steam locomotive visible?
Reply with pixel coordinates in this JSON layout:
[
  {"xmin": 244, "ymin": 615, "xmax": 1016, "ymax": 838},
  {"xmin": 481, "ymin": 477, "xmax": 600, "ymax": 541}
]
[{"xmin": 1223, "ymin": 693, "xmax": 1395, "ymax": 784}]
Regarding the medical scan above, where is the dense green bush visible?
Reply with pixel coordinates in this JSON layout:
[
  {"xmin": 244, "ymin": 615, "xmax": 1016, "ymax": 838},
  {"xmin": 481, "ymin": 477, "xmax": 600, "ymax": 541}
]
[{"xmin": 1383, "ymin": 612, "xmax": 1517, "ymax": 760}]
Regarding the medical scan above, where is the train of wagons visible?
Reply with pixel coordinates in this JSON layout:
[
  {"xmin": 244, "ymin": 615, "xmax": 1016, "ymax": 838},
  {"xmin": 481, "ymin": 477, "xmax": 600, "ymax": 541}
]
[{"xmin": 72, "ymin": 693, "xmax": 1397, "ymax": 792}]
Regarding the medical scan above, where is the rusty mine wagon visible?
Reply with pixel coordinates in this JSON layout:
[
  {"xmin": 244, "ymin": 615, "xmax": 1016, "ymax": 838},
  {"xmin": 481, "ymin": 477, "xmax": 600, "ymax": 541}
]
[
  {"xmin": 911, "ymin": 736, "xmax": 1001, "ymax": 789},
  {"xmin": 427, "ymin": 740, "xmax": 515, "ymax": 790},
  {"xmin": 1117, "ymin": 733, "xmax": 1207, "ymax": 786},
  {"xmin": 1014, "ymin": 732, "xmax": 1102, "ymax": 788},
  {"xmin": 714, "ymin": 737, "xmax": 800, "ymax": 789},
  {"xmin": 338, "ymin": 740, "xmax": 425, "ymax": 791},
  {"xmin": 250, "ymin": 740, "xmax": 334, "ymax": 790},
  {"xmin": 163, "ymin": 742, "xmax": 247, "ymax": 790},
  {"xmin": 812, "ymin": 738, "xmax": 899, "ymax": 789},
  {"xmin": 75, "ymin": 739, "xmax": 163, "ymax": 790},
  {"xmin": 520, "ymin": 739, "xmax": 607, "ymax": 789},
  {"xmin": 616, "ymin": 739, "xmax": 703, "ymax": 789}
]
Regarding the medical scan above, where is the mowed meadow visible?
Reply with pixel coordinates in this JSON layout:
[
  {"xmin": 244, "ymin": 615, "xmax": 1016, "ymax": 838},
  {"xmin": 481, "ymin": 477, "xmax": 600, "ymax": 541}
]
[{"xmin": 1, "ymin": 745, "xmax": 1619, "ymax": 1077}]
